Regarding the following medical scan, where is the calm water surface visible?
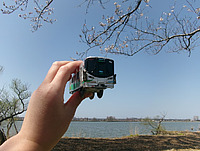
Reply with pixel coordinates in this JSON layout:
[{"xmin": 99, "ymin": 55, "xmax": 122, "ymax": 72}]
[
  {"xmin": 65, "ymin": 121, "xmax": 200, "ymax": 138},
  {"xmin": 1, "ymin": 121, "xmax": 200, "ymax": 138}
]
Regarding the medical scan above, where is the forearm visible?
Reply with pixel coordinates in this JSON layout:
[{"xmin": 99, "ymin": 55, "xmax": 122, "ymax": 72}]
[{"xmin": 0, "ymin": 133, "xmax": 47, "ymax": 151}]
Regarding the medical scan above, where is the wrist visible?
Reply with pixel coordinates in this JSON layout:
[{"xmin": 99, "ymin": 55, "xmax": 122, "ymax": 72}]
[{"xmin": 0, "ymin": 133, "xmax": 47, "ymax": 151}]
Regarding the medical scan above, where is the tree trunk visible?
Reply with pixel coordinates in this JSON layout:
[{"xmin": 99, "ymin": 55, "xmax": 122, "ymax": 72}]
[{"xmin": 0, "ymin": 129, "xmax": 7, "ymax": 145}]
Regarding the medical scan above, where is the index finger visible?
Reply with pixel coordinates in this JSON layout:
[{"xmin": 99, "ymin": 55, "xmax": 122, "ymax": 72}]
[
  {"xmin": 44, "ymin": 61, "xmax": 71, "ymax": 83},
  {"xmin": 51, "ymin": 61, "xmax": 83, "ymax": 91}
]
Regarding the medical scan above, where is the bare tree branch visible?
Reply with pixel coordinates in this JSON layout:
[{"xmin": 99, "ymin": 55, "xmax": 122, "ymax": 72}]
[
  {"xmin": 1, "ymin": 0, "xmax": 199, "ymax": 56},
  {"xmin": 0, "ymin": 66, "xmax": 3, "ymax": 73},
  {"xmin": 144, "ymin": 113, "xmax": 167, "ymax": 135},
  {"xmin": 1, "ymin": 0, "xmax": 28, "ymax": 14},
  {"xmin": 1, "ymin": 0, "xmax": 55, "ymax": 32},
  {"xmin": 79, "ymin": 0, "xmax": 200, "ymax": 57},
  {"xmin": 0, "ymin": 79, "xmax": 31, "ymax": 123},
  {"xmin": 79, "ymin": 0, "xmax": 143, "ymax": 57},
  {"xmin": 78, "ymin": 0, "xmax": 109, "ymax": 13}
]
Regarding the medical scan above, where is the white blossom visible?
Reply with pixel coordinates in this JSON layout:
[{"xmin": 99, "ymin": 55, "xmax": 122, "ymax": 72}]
[
  {"xmin": 116, "ymin": 4, "xmax": 121, "ymax": 8},
  {"xmin": 99, "ymin": 22, "xmax": 106, "ymax": 27}
]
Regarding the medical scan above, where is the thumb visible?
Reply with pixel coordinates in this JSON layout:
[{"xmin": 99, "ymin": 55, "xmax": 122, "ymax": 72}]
[
  {"xmin": 64, "ymin": 91, "xmax": 83, "ymax": 111},
  {"xmin": 64, "ymin": 91, "xmax": 92, "ymax": 112}
]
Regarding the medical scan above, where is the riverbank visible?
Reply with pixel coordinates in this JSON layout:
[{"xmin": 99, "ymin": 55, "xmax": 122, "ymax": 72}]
[{"xmin": 52, "ymin": 131, "xmax": 200, "ymax": 151}]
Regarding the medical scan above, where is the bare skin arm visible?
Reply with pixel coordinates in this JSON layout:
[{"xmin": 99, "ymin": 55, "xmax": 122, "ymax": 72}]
[{"xmin": 0, "ymin": 61, "xmax": 91, "ymax": 151}]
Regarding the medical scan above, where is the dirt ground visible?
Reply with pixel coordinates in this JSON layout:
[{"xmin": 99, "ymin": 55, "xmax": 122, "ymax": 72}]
[{"xmin": 52, "ymin": 131, "xmax": 200, "ymax": 151}]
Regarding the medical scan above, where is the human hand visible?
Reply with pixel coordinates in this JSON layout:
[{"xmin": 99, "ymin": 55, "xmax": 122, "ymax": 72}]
[{"xmin": 0, "ymin": 61, "xmax": 91, "ymax": 151}]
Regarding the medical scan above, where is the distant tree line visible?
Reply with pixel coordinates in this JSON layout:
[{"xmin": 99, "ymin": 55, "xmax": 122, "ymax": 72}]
[{"xmin": 72, "ymin": 116, "xmax": 191, "ymax": 122}]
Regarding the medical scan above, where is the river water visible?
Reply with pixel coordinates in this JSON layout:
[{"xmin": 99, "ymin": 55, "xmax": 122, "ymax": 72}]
[
  {"xmin": 65, "ymin": 121, "xmax": 200, "ymax": 138},
  {"xmin": 1, "ymin": 121, "xmax": 200, "ymax": 138}
]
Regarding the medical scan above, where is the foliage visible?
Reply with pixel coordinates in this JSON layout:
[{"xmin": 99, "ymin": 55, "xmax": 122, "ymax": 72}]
[
  {"xmin": 106, "ymin": 116, "xmax": 116, "ymax": 122},
  {"xmin": 0, "ymin": 79, "xmax": 31, "ymax": 141}
]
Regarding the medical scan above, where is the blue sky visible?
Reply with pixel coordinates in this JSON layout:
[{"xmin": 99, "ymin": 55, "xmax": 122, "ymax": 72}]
[{"xmin": 0, "ymin": 0, "xmax": 200, "ymax": 119}]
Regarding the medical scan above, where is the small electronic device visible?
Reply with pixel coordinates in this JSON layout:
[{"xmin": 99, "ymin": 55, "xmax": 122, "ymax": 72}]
[{"xmin": 69, "ymin": 56, "xmax": 116, "ymax": 99}]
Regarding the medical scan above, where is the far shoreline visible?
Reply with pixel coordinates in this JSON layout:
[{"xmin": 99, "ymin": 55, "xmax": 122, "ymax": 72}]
[{"xmin": 15, "ymin": 116, "xmax": 200, "ymax": 123}]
